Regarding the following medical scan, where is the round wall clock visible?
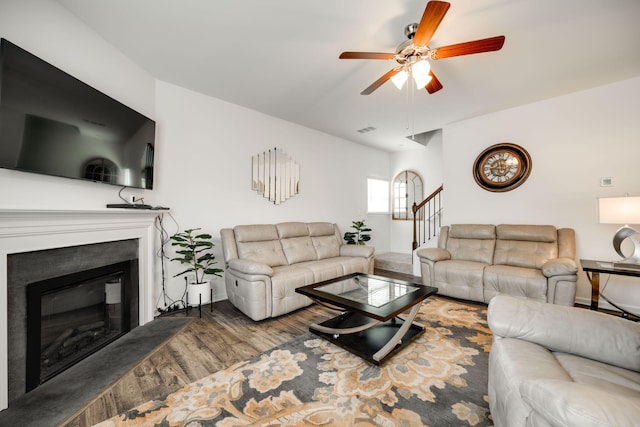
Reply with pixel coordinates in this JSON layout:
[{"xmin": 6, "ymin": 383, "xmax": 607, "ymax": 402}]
[{"xmin": 473, "ymin": 143, "xmax": 532, "ymax": 192}]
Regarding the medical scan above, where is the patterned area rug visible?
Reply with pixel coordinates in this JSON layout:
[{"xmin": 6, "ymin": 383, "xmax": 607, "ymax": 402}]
[{"xmin": 96, "ymin": 297, "xmax": 492, "ymax": 426}]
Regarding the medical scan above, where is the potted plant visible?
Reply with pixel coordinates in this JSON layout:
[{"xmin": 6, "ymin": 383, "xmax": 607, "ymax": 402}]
[
  {"xmin": 170, "ymin": 228, "xmax": 224, "ymax": 307},
  {"xmin": 343, "ymin": 220, "xmax": 372, "ymax": 245}
]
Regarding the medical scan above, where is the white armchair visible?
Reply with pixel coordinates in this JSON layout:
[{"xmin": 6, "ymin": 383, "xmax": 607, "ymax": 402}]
[{"xmin": 487, "ymin": 295, "xmax": 640, "ymax": 427}]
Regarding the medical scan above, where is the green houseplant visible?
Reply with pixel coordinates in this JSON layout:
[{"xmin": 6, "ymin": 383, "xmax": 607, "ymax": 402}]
[
  {"xmin": 343, "ymin": 220, "xmax": 372, "ymax": 245},
  {"xmin": 170, "ymin": 228, "xmax": 224, "ymax": 306}
]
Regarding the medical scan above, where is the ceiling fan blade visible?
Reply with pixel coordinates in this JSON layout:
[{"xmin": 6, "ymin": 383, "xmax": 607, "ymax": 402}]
[
  {"xmin": 424, "ymin": 70, "xmax": 443, "ymax": 94},
  {"xmin": 339, "ymin": 52, "xmax": 395, "ymax": 60},
  {"xmin": 361, "ymin": 69, "xmax": 399, "ymax": 95},
  {"xmin": 412, "ymin": 1, "xmax": 451, "ymax": 47},
  {"xmin": 432, "ymin": 35, "xmax": 505, "ymax": 59}
]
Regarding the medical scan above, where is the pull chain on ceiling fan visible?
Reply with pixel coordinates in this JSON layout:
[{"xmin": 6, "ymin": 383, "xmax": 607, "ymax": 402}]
[{"xmin": 339, "ymin": 1, "xmax": 506, "ymax": 95}]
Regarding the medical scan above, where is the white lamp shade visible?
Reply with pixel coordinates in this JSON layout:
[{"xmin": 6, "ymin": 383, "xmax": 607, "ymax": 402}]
[
  {"xmin": 598, "ymin": 196, "xmax": 640, "ymax": 224},
  {"xmin": 390, "ymin": 70, "xmax": 408, "ymax": 90},
  {"xmin": 411, "ymin": 60, "xmax": 432, "ymax": 88}
]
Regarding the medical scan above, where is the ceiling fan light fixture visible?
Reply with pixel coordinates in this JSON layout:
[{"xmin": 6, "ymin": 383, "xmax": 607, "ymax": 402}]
[
  {"xmin": 390, "ymin": 70, "xmax": 408, "ymax": 90},
  {"xmin": 411, "ymin": 60, "xmax": 432, "ymax": 88}
]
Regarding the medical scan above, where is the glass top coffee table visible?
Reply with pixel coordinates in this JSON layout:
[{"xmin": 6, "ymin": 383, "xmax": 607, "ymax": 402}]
[{"xmin": 296, "ymin": 273, "xmax": 437, "ymax": 364}]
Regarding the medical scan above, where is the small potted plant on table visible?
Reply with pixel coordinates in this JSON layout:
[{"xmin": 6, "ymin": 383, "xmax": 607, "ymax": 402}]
[{"xmin": 170, "ymin": 228, "xmax": 224, "ymax": 307}]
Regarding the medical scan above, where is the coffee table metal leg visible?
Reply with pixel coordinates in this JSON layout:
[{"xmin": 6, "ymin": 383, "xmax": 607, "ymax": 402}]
[{"xmin": 373, "ymin": 303, "xmax": 423, "ymax": 362}]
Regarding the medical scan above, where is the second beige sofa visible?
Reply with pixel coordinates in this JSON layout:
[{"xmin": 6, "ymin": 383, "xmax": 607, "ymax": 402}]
[{"xmin": 416, "ymin": 224, "xmax": 578, "ymax": 306}]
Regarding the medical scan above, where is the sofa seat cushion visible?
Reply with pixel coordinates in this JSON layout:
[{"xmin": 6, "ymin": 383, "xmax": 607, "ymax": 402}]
[
  {"xmin": 520, "ymin": 379, "xmax": 640, "ymax": 427},
  {"xmin": 555, "ymin": 353, "xmax": 640, "ymax": 396},
  {"xmin": 296, "ymin": 257, "xmax": 366, "ymax": 282},
  {"xmin": 434, "ymin": 260, "xmax": 487, "ymax": 301},
  {"xmin": 484, "ymin": 264, "xmax": 547, "ymax": 303}
]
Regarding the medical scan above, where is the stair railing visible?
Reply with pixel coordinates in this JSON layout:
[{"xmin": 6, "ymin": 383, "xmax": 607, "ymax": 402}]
[{"xmin": 412, "ymin": 184, "xmax": 443, "ymax": 251}]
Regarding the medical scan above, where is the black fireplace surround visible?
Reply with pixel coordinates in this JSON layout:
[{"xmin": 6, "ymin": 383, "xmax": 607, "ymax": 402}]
[{"xmin": 7, "ymin": 239, "xmax": 139, "ymax": 403}]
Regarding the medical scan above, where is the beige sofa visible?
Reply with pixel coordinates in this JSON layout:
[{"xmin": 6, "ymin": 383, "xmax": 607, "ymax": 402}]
[
  {"xmin": 416, "ymin": 224, "xmax": 578, "ymax": 306},
  {"xmin": 488, "ymin": 295, "xmax": 640, "ymax": 427},
  {"xmin": 220, "ymin": 222, "xmax": 374, "ymax": 321}
]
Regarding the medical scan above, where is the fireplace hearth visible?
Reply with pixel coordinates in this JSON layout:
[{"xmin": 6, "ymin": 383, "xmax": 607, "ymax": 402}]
[{"xmin": 25, "ymin": 260, "xmax": 137, "ymax": 392}]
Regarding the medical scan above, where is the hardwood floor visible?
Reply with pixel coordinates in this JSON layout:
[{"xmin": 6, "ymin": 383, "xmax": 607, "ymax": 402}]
[
  {"xmin": 63, "ymin": 270, "xmax": 422, "ymax": 426},
  {"xmin": 62, "ymin": 299, "xmax": 335, "ymax": 426}
]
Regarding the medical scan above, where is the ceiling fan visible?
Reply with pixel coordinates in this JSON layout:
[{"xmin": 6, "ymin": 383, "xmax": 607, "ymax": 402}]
[{"xmin": 339, "ymin": 1, "xmax": 505, "ymax": 95}]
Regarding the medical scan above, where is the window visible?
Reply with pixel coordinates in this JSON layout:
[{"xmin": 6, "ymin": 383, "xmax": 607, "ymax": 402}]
[
  {"xmin": 392, "ymin": 170, "xmax": 423, "ymax": 220},
  {"xmin": 367, "ymin": 178, "xmax": 389, "ymax": 213}
]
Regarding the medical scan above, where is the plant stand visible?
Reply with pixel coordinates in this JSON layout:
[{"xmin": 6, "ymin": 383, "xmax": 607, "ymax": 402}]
[{"xmin": 186, "ymin": 288, "xmax": 213, "ymax": 319}]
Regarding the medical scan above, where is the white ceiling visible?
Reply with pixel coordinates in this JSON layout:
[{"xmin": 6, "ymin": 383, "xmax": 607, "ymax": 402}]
[{"xmin": 57, "ymin": 0, "xmax": 640, "ymax": 152}]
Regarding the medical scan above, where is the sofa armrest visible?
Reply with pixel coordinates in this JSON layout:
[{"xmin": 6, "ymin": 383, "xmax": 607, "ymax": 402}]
[
  {"xmin": 488, "ymin": 295, "xmax": 640, "ymax": 371},
  {"xmin": 541, "ymin": 257, "xmax": 577, "ymax": 277},
  {"xmin": 416, "ymin": 247, "xmax": 451, "ymax": 262},
  {"xmin": 339, "ymin": 244, "xmax": 374, "ymax": 258},
  {"xmin": 227, "ymin": 259, "xmax": 273, "ymax": 276},
  {"xmin": 520, "ymin": 379, "xmax": 640, "ymax": 427}
]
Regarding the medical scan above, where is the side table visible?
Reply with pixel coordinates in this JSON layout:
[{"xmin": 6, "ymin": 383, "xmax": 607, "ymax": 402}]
[{"xmin": 580, "ymin": 259, "xmax": 640, "ymax": 318}]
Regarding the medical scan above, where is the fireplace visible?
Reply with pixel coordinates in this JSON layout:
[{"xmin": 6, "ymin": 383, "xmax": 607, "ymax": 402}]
[
  {"xmin": 25, "ymin": 260, "xmax": 138, "ymax": 392},
  {"xmin": 0, "ymin": 209, "xmax": 159, "ymax": 411}
]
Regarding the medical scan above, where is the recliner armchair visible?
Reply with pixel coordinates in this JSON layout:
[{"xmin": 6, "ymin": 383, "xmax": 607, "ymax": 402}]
[{"xmin": 487, "ymin": 295, "xmax": 640, "ymax": 427}]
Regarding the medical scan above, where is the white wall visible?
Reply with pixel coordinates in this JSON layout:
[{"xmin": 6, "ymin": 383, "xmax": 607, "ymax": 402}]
[
  {"xmin": 0, "ymin": 0, "xmax": 156, "ymax": 209},
  {"xmin": 442, "ymin": 77, "xmax": 640, "ymax": 311},
  {"xmin": 153, "ymin": 81, "xmax": 391, "ymax": 303}
]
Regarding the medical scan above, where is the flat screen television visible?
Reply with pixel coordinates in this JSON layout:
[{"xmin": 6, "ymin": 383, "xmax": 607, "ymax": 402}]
[{"xmin": 0, "ymin": 38, "xmax": 156, "ymax": 190}]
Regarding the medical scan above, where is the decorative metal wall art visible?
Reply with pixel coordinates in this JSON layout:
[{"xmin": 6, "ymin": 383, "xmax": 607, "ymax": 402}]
[{"xmin": 252, "ymin": 148, "xmax": 300, "ymax": 204}]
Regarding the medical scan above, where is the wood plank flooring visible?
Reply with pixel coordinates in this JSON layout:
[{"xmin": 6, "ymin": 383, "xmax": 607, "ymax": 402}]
[{"xmin": 61, "ymin": 299, "xmax": 336, "ymax": 426}]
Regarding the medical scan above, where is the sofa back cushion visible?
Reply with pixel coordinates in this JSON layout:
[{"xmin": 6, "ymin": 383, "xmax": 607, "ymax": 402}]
[
  {"xmin": 276, "ymin": 222, "xmax": 317, "ymax": 264},
  {"xmin": 445, "ymin": 224, "xmax": 496, "ymax": 264},
  {"xmin": 308, "ymin": 222, "xmax": 341, "ymax": 259},
  {"xmin": 494, "ymin": 224, "xmax": 558, "ymax": 269},
  {"xmin": 234, "ymin": 224, "xmax": 287, "ymax": 267}
]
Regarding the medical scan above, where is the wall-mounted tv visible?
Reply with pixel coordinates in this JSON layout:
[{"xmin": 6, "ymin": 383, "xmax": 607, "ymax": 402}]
[{"xmin": 0, "ymin": 39, "xmax": 156, "ymax": 190}]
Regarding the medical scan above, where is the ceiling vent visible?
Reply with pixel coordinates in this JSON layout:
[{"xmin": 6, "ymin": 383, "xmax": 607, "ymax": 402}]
[{"xmin": 357, "ymin": 126, "xmax": 376, "ymax": 134}]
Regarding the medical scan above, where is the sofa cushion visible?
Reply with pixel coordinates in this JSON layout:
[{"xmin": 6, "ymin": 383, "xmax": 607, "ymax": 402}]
[
  {"xmin": 234, "ymin": 224, "xmax": 279, "ymax": 242},
  {"xmin": 449, "ymin": 224, "xmax": 496, "ymax": 240},
  {"xmin": 484, "ymin": 264, "xmax": 547, "ymax": 302},
  {"xmin": 434, "ymin": 260, "xmax": 486, "ymax": 301},
  {"xmin": 276, "ymin": 222, "xmax": 309, "ymax": 239},
  {"xmin": 555, "ymin": 353, "xmax": 640, "ymax": 396},
  {"xmin": 307, "ymin": 223, "xmax": 341, "ymax": 259},
  {"xmin": 494, "ymin": 225, "xmax": 558, "ymax": 269},
  {"xmin": 280, "ymin": 236, "xmax": 317, "ymax": 264},
  {"xmin": 277, "ymin": 222, "xmax": 327, "ymax": 264},
  {"xmin": 520, "ymin": 379, "xmax": 640, "ymax": 427},
  {"xmin": 236, "ymin": 240, "xmax": 287, "ymax": 267},
  {"xmin": 496, "ymin": 224, "xmax": 557, "ymax": 242},
  {"xmin": 446, "ymin": 224, "xmax": 496, "ymax": 264},
  {"xmin": 296, "ymin": 258, "xmax": 345, "ymax": 282},
  {"xmin": 494, "ymin": 239, "xmax": 558, "ymax": 269},
  {"xmin": 312, "ymin": 236, "xmax": 340, "ymax": 259}
]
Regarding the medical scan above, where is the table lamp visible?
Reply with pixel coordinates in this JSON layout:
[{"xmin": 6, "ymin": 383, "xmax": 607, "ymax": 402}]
[{"xmin": 598, "ymin": 196, "xmax": 640, "ymax": 265}]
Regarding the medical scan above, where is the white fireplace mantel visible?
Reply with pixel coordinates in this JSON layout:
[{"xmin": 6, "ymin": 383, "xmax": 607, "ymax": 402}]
[{"xmin": 0, "ymin": 208, "xmax": 162, "ymax": 410}]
